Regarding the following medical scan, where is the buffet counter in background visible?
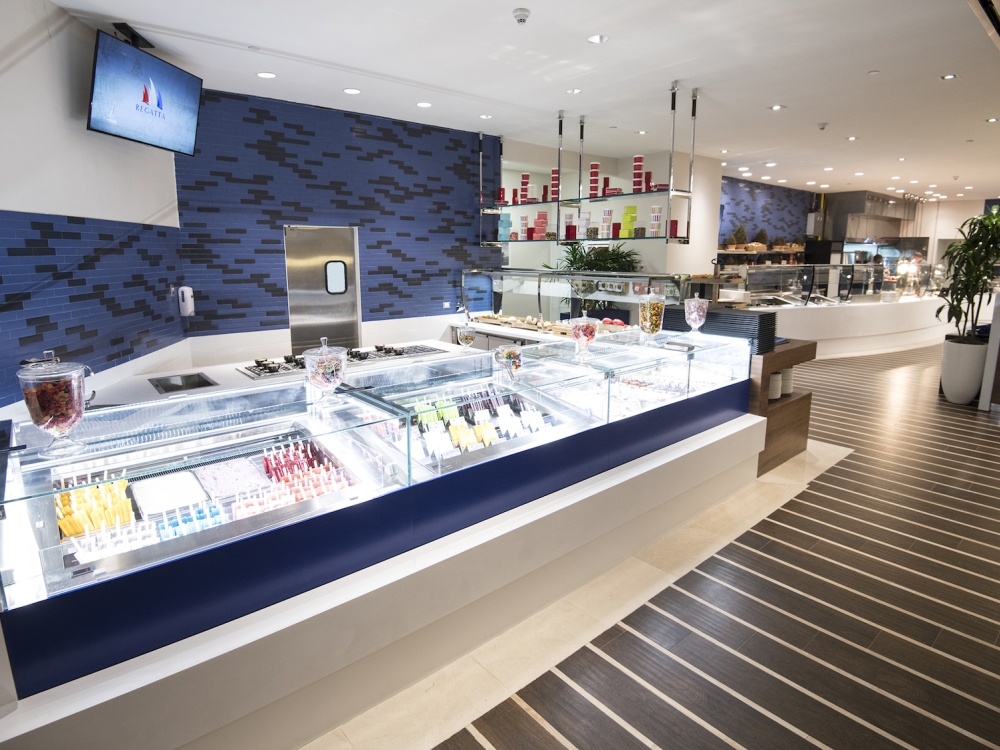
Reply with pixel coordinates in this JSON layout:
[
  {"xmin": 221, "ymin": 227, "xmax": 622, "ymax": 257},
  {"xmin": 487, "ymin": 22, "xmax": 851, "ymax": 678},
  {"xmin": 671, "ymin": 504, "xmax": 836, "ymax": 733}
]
[{"xmin": 759, "ymin": 296, "xmax": 974, "ymax": 359}]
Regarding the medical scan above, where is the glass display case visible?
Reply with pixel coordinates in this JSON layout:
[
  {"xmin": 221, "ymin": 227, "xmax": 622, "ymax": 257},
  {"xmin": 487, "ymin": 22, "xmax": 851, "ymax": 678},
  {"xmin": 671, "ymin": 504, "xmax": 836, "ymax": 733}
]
[
  {"xmin": 745, "ymin": 264, "xmax": 863, "ymax": 306},
  {"xmin": 0, "ymin": 380, "xmax": 410, "ymax": 610},
  {"xmin": 460, "ymin": 267, "xmax": 690, "ymax": 328},
  {"xmin": 344, "ymin": 350, "xmax": 608, "ymax": 479}
]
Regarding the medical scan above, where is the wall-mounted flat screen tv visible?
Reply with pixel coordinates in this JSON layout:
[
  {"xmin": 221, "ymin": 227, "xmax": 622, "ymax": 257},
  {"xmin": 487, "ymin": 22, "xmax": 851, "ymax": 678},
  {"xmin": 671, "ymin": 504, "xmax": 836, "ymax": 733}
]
[{"xmin": 87, "ymin": 30, "xmax": 202, "ymax": 156}]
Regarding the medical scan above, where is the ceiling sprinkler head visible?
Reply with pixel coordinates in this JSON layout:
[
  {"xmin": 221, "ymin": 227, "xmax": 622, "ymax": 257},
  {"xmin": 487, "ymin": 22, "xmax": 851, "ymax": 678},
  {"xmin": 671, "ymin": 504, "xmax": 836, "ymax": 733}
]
[
  {"xmin": 818, "ymin": 123, "xmax": 828, "ymax": 131},
  {"xmin": 513, "ymin": 7, "xmax": 530, "ymax": 24}
]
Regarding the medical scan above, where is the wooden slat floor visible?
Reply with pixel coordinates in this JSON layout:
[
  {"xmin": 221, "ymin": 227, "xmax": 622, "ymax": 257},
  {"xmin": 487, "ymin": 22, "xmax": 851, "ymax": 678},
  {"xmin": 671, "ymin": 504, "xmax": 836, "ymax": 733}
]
[{"xmin": 435, "ymin": 344, "xmax": 1000, "ymax": 750}]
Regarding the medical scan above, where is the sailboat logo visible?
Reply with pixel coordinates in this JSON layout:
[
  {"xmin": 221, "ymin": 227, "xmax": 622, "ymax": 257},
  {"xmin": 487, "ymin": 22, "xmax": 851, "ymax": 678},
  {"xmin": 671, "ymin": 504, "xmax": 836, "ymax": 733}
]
[
  {"xmin": 105, "ymin": 103, "xmax": 117, "ymax": 124},
  {"xmin": 141, "ymin": 79, "xmax": 163, "ymax": 110}
]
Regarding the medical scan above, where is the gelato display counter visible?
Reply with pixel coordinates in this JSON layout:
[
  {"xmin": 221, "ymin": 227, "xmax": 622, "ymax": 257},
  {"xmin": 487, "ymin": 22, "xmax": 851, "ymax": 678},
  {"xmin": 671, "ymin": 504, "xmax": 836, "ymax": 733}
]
[{"xmin": 0, "ymin": 333, "xmax": 751, "ymax": 700}]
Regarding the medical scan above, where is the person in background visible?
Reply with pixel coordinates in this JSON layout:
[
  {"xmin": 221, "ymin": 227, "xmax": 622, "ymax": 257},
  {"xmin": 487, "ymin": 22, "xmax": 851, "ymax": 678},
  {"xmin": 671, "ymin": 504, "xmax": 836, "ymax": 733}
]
[
  {"xmin": 872, "ymin": 254, "xmax": 884, "ymax": 292},
  {"xmin": 913, "ymin": 251, "xmax": 924, "ymax": 264},
  {"xmin": 872, "ymin": 254, "xmax": 883, "ymax": 265}
]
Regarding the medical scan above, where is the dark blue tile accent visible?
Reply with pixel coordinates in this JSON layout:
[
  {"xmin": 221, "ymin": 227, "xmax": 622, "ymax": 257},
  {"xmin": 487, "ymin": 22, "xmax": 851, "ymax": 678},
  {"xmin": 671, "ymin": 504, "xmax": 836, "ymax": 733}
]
[
  {"xmin": 719, "ymin": 177, "xmax": 814, "ymax": 244},
  {"xmin": 0, "ymin": 211, "xmax": 185, "ymax": 407},
  {"xmin": 0, "ymin": 382, "xmax": 747, "ymax": 697},
  {"xmin": 176, "ymin": 91, "xmax": 502, "ymax": 332}
]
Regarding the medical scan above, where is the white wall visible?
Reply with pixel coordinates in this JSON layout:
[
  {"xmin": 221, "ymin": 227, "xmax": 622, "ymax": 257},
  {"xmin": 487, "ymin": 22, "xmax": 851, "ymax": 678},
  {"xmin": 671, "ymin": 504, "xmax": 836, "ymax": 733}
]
[
  {"xmin": 906, "ymin": 199, "xmax": 984, "ymax": 264},
  {"xmin": 0, "ymin": 0, "xmax": 179, "ymax": 226}
]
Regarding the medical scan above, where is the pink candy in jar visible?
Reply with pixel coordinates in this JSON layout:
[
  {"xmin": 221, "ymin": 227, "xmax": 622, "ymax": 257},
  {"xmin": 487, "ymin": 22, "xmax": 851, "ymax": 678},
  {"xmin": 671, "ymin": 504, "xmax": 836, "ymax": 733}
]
[
  {"xmin": 569, "ymin": 314, "xmax": 598, "ymax": 355},
  {"xmin": 684, "ymin": 294, "xmax": 709, "ymax": 334}
]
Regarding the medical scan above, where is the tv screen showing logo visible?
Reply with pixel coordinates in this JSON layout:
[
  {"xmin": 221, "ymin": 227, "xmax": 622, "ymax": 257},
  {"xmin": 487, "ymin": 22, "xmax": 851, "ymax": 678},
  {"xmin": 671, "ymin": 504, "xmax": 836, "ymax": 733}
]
[{"xmin": 88, "ymin": 31, "xmax": 202, "ymax": 156}]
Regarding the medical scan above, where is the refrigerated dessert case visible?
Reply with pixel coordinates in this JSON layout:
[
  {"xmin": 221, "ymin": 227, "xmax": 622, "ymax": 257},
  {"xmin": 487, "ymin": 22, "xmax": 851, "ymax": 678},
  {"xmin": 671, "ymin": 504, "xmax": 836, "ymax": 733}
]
[{"xmin": 0, "ymin": 335, "xmax": 750, "ymax": 696}]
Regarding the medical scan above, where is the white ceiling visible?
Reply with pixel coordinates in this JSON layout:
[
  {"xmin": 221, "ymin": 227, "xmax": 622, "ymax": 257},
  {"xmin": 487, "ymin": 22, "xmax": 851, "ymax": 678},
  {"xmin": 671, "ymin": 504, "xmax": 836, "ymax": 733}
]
[{"xmin": 57, "ymin": 0, "xmax": 1000, "ymax": 202}]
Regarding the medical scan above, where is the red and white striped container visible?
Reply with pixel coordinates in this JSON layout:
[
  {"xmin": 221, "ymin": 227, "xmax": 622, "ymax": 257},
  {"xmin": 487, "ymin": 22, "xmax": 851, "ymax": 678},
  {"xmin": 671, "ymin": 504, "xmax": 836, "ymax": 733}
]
[
  {"xmin": 589, "ymin": 162, "xmax": 600, "ymax": 198},
  {"xmin": 520, "ymin": 173, "xmax": 530, "ymax": 203},
  {"xmin": 550, "ymin": 168, "xmax": 560, "ymax": 201}
]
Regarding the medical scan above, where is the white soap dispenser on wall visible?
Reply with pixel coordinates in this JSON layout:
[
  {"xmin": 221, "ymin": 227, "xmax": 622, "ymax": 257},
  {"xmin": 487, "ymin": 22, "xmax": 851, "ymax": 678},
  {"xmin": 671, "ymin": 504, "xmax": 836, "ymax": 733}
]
[{"xmin": 178, "ymin": 286, "xmax": 195, "ymax": 317}]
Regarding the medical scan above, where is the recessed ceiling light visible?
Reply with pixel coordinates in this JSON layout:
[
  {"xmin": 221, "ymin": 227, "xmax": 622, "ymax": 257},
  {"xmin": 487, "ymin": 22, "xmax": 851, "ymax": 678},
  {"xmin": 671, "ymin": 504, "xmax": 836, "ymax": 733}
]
[
  {"xmin": 762, "ymin": 176, "xmax": 771, "ymax": 180},
  {"xmin": 891, "ymin": 176, "xmax": 900, "ymax": 180},
  {"xmin": 934, "ymin": 193, "xmax": 941, "ymax": 196},
  {"xmin": 868, "ymin": 70, "xmax": 880, "ymax": 75},
  {"xmin": 257, "ymin": 72, "xmax": 276, "ymax": 78},
  {"xmin": 898, "ymin": 157, "xmax": 905, "ymax": 161},
  {"xmin": 778, "ymin": 179, "xmax": 787, "ymax": 183},
  {"xmin": 765, "ymin": 162, "xmax": 777, "ymax": 167},
  {"xmin": 721, "ymin": 162, "xmax": 727, "ymax": 166},
  {"xmin": 770, "ymin": 104, "xmax": 785, "ymax": 111},
  {"xmin": 847, "ymin": 136, "xmax": 857, "ymax": 141},
  {"xmin": 887, "ymin": 187, "xmax": 896, "ymax": 190},
  {"xmin": 737, "ymin": 167, "xmax": 749, "ymax": 171},
  {"xmin": 941, "ymin": 74, "xmax": 957, "ymax": 80},
  {"xmin": 895, "ymin": 189, "xmax": 904, "ymax": 193},
  {"xmin": 855, "ymin": 172, "xmax": 864, "ymax": 176},
  {"xmin": 929, "ymin": 184, "xmax": 937, "ymax": 187},
  {"xmin": 820, "ymin": 184, "xmax": 830, "ymax": 188},
  {"xmin": 567, "ymin": 88, "xmax": 582, "ymax": 94},
  {"xmin": 989, "ymin": 118, "xmax": 998, "ymax": 123},
  {"xmin": 479, "ymin": 114, "xmax": 493, "ymax": 119},
  {"xmin": 806, "ymin": 181, "xmax": 816, "ymax": 185},
  {"xmin": 909, "ymin": 180, "xmax": 918, "ymax": 184},
  {"xmin": 957, "ymin": 193, "xmax": 964, "ymax": 197},
  {"xmin": 343, "ymin": 88, "xmax": 361, "ymax": 95},
  {"xmin": 824, "ymin": 167, "xmax": 833, "ymax": 171},
  {"xmin": 721, "ymin": 149, "xmax": 728, "ymax": 154},
  {"xmin": 965, "ymin": 186, "xmax": 973, "ymax": 189},
  {"xmin": 637, "ymin": 131, "xmax": 646, "ymax": 135},
  {"xmin": 416, "ymin": 102, "xmax": 432, "ymax": 108},
  {"xmin": 588, "ymin": 34, "xmax": 609, "ymax": 44},
  {"xmin": 929, "ymin": 198, "xmax": 937, "ymax": 202},
  {"xmin": 940, "ymin": 195, "xmax": 948, "ymax": 199},
  {"xmin": 744, "ymin": 173, "xmax": 753, "ymax": 177},
  {"xmin": 889, "ymin": 200, "xmax": 896, "ymax": 204},
  {"xmin": 925, "ymin": 191, "xmax": 934, "ymax": 195}
]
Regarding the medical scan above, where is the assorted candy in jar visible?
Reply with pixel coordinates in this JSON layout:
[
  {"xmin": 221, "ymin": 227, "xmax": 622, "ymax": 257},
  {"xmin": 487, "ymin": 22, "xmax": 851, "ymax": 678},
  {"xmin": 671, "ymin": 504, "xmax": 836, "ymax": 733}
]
[
  {"xmin": 638, "ymin": 292, "xmax": 666, "ymax": 342},
  {"xmin": 17, "ymin": 353, "xmax": 92, "ymax": 457},
  {"xmin": 569, "ymin": 313, "xmax": 598, "ymax": 356},
  {"xmin": 494, "ymin": 345, "xmax": 522, "ymax": 381},
  {"xmin": 302, "ymin": 336, "xmax": 347, "ymax": 397},
  {"xmin": 456, "ymin": 325, "xmax": 476, "ymax": 348}
]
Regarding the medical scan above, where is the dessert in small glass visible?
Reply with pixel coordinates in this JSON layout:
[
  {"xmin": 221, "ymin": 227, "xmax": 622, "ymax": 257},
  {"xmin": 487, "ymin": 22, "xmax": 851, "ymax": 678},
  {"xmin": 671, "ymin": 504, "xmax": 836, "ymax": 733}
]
[
  {"xmin": 495, "ymin": 345, "xmax": 522, "ymax": 381},
  {"xmin": 302, "ymin": 336, "xmax": 347, "ymax": 398},
  {"xmin": 569, "ymin": 313, "xmax": 598, "ymax": 357},
  {"xmin": 684, "ymin": 293, "xmax": 709, "ymax": 336},
  {"xmin": 456, "ymin": 326, "xmax": 476, "ymax": 348},
  {"xmin": 17, "ymin": 355, "xmax": 91, "ymax": 457},
  {"xmin": 638, "ymin": 292, "xmax": 666, "ymax": 343}
]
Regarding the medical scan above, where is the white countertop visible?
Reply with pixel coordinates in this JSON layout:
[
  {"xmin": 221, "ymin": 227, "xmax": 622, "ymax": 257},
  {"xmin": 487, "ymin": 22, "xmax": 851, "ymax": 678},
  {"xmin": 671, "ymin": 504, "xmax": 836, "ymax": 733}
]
[
  {"xmin": 455, "ymin": 320, "xmax": 567, "ymax": 344},
  {"xmin": 90, "ymin": 339, "xmax": 465, "ymax": 408}
]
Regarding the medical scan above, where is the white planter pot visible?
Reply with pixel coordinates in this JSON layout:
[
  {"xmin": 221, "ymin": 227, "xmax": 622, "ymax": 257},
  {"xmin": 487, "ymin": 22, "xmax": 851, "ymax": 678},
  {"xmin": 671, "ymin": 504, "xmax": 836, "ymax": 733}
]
[{"xmin": 941, "ymin": 339, "xmax": 988, "ymax": 405}]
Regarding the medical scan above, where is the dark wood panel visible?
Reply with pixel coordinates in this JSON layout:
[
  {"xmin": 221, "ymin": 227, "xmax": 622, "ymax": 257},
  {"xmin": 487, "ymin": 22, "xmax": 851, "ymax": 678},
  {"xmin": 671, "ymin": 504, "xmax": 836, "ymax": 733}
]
[
  {"xmin": 473, "ymin": 699, "xmax": 566, "ymax": 750},
  {"xmin": 695, "ymin": 558, "xmax": 882, "ymax": 647},
  {"xmin": 735, "ymin": 530, "xmax": 771, "ymax": 550},
  {"xmin": 868, "ymin": 630, "xmax": 1000, "ymax": 709},
  {"xmin": 784, "ymin": 497, "xmax": 921, "ymax": 549},
  {"xmin": 748, "ymin": 518, "xmax": 819, "ymax": 551},
  {"xmin": 766, "ymin": 507, "xmax": 873, "ymax": 549},
  {"xmin": 620, "ymin": 605, "xmax": 691, "ymax": 651},
  {"xmin": 648, "ymin": 587, "xmax": 754, "ymax": 650},
  {"xmin": 518, "ymin": 671, "xmax": 649, "ymax": 750},
  {"xmin": 754, "ymin": 539, "xmax": 1000, "ymax": 643},
  {"xmin": 557, "ymin": 648, "xmax": 732, "ymax": 750},
  {"xmin": 931, "ymin": 628, "xmax": 1000, "ymax": 675},
  {"xmin": 856, "ymin": 538, "xmax": 1000, "ymax": 601},
  {"xmin": 601, "ymin": 631, "xmax": 816, "ymax": 750},
  {"xmin": 668, "ymin": 629, "xmax": 905, "ymax": 750},
  {"xmin": 590, "ymin": 624, "xmax": 627, "ymax": 650},
  {"xmin": 739, "ymin": 632, "xmax": 988, "ymax": 750},
  {"xmin": 713, "ymin": 544, "xmax": 942, "ymax": 645},
  {"xmin": 672, "ymin": 572, "xmax": 818, "ymax": 648}
]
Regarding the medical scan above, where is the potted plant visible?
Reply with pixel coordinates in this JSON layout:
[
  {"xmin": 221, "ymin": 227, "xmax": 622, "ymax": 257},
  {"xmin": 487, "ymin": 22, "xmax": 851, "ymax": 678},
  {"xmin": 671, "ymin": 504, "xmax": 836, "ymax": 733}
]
[
  {"xmin": 725, "ymin": 233, "xmax": 738, "ymax": 250},
  {"xmin": 733, "ymin": 225, "xmax": 748, "ymax": 250},
  {"xmin": 773, "ymin": 235, "xmax": 787, "ymax": 249},
  {"xmin": 936, "ymin": 205, "xmax": 1000, "ymax": 404},
  {"xmin": 545, "ymin": 241, "xmax": 641, "ymax": 319},
  {"xmin": 752, "ymin": 228, "xmax": 769, "ymax": 246}
]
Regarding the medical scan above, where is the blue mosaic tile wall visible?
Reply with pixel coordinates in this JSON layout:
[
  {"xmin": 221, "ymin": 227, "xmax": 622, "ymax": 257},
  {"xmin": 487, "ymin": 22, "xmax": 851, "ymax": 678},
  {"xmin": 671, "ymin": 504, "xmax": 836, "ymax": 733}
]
[
  {"xmin": 719, "ymin": 177, "xmax": 814, "ymax": 244},
  {"xmin": 175, "ymin": 91, "xmax": 502, "ymax": 333},
  {"xmin": 0, "ymin": 212, "xmax": 185, "ymax": 407}
]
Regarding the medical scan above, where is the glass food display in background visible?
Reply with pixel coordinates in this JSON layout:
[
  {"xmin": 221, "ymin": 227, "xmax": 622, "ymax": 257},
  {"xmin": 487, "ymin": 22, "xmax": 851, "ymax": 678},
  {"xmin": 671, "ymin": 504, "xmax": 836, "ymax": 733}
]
[
  {"xmin": 685, "ymin": 294, "xmax": 709, "ymax": 335},
  {"xmin": 569, "ymin": 314, "xmax": 598, "ymax": 357},
  {"xmin": 638, "ymin": 292, "xmax": 666, "ymax": 342},
  {"xmin": 456, "ymin": 326, "xmax": 476, "ymax": 348},
  {"xmin": 303, "ymin": 336, "xmax": 347, "ymax": 397},
  {"xmin": 17, "ymin": 353, "xmax": 93, "ymax": 457}
]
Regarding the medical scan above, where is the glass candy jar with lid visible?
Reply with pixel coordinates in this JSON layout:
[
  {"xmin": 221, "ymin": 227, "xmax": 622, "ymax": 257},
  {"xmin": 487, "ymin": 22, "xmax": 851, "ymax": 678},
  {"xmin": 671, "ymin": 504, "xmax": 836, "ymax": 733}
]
[
  {"xmin": 302, "ymin": 337, "xmax": 347, "ymax": 398},
  {"xmin": 17, "ymin": 350, "xmax": 93, "ymax": 457}
]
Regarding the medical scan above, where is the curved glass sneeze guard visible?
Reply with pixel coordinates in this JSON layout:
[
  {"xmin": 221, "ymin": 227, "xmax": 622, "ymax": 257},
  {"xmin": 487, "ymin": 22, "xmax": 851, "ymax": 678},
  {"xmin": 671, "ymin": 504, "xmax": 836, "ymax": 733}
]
[
  {"xmin": 1, "ymin": 380, "xmax": 410, "ymax": 610},
  {"xmin": 460, "ymin": 267, "xmax": 690, "ymax": 323},
  {"xmin": 746, "ymin": 264, "xmax": 865, "ymax": 306}
]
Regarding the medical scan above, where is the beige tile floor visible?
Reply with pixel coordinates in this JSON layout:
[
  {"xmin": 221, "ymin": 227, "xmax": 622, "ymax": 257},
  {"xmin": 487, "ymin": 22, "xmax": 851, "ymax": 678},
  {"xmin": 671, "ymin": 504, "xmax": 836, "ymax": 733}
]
[{"xmin": 303, "ymin": 439, "xmax": 851, "ymax": 750}]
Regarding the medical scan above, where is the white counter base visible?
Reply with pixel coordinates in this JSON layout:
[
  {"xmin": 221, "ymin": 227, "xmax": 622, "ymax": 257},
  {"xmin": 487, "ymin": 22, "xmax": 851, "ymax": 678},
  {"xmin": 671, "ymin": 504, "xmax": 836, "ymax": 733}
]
[
  {"xmin": 0, "ymin": 415, "xmax": 765, "ymax": 750},
  {"xmin": 761, "ymin": 296, "xmax": 984, "ymax": 359}
]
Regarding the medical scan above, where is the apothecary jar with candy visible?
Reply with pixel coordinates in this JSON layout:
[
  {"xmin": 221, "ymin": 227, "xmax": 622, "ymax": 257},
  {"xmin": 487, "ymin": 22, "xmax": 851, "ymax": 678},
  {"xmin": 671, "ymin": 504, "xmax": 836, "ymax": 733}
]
[
  {"xmin": 16, "ymin": 352, "xmax": 93, "ymax": 457},
  {"xmin": 302, "ymin": 336, "xmax": 348, "ymax": 398}
]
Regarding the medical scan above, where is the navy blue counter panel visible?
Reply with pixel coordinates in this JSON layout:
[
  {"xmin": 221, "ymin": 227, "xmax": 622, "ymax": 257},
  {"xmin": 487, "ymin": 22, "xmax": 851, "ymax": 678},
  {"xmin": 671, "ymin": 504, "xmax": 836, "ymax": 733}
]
[{"xmin": 1, "ymin": 380, "xmax": 748, "ymax": 697}]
